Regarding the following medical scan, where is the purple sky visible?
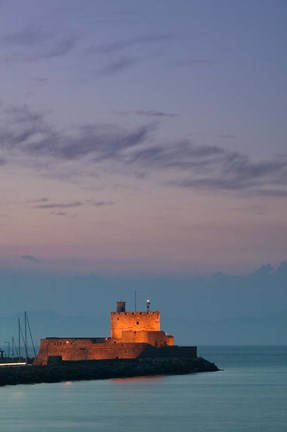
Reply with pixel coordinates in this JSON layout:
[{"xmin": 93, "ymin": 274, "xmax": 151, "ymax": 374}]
[{"xmin": 0, "ymin": 0, "xmax": 287, "ymax": 276}]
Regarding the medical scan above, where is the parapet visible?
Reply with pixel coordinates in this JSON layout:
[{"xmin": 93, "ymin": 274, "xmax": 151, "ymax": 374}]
[{"xmin": 111, "ymin": 310, "xmax": 161, "ymax": 339}]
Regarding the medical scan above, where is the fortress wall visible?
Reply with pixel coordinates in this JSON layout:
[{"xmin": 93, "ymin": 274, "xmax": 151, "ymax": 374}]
[
  {"xmin": 34, "ymin": 338, "xmax": 109, "ymax": 365},
  {"xmin": 34, "ymin": 338, "xmax": 197, "ymax": 365},
  {"xmin": 87, "ymin": 342, "xmax": 152, "ymax": 360},
  {"xmin": 34, "ymin": 338, "xmax": 157, "ymax": 365},
  {"xmin": 167, "ymin": 335, "xmax": 174, "ymax": 346},
  {"xmin": 34, "ymin": 338, "xmax": 79, "ymax": 365},
  {"xmin": 121, "ymin": 330, "xmax": 173, "ymax": 347},
  {"xmin": 139, "ymin": 345, "xmax": 197, "ymax": 359},
  {"xmin": 111, "ymin": 311, "xmax": 160, "ymax": 339}
]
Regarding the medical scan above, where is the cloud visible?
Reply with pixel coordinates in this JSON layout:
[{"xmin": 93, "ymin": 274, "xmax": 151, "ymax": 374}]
[
  {"xmin": 2, "ymin": 27, "xmax": 77, "ymax": 61},
  {"xmin": 51, "ymin": 212, "xmax": 67, "ymax": 216},
  {"xmin": 93, "ymin": 34, "xmax": 175, "ymax": 55},
  {"xmin": 27, "ymin": 37, "xmax": 77, "ymax": 61},
  {"xmin": 33, "ymin": 199, "xmax": 114, "ymax": 210},
  {"xmin": 87, "ymin": 200, "xmax": 114, "ymax": 207},
  {"xmin": 0, "ymin": 105, "xmax": 154, "ymax": 162},
  {"xmin": 34, "ymin": 201, "xmax": 82, "ymax": 209},
  {"xmin": 0, "ymin": 157, "xmax": 6, "ymax": 165},
  {"xmin": 21, "ymin": 255, "xmax": 39, "ymax": 263},
  {"xmin": 129, "ymin": 141, "xmax": 287, "ymax": 196},
  {"xmin": 134, "ymin": 110, "xmax": 178, "ymax": 118},
  {"xmin": 1, "ymin": 104, "xmax": 287, "ymax": 197},
  {"xmin": 26, "ymin": 197, "xmax": 49, "ymax": 203},
  {"xmin": 176, "ymin": 58, "xmax": 208, "ymax": 67},
  {"xmin": 32, "ymin": 77, "xmax": 49, "ymax": 83},
  {"xmin": 129, "ymin": 142, "xmax": 224, "ymax": 169},
  {"xmin": 3, "ymin": 27, "xmax": 47, "ymax": 46},
  {"xmin": 218, "ymin": 134, "xmax": 236, "ymax": 139},
  {"xmin": 98, "ymin": 56, "xmax": 137, "ymax": 76},
  {"xmin": 113, "ymin": 110, "xmax": 179, "ymax": 118},
  {"xmin": 255, "ymin": 189, "xmax": 287, "ymax": 198},
  {"xmin": 253, "ymin": 264, "xmax": 274, "ymax": 276},
  {"xmin": 89, "ymin": 33, "xmax": 175, "ymax": 77},
  {"xmin": 3, "ymin": 105, "xmax": 44, "ymax": 124},
  {"xmin": 53, "ymin": 123, "xmax": 152, "ymax": 160}
]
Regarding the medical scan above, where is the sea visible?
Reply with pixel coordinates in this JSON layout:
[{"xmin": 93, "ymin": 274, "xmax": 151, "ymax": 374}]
[{"xmin": 0, "ymin": 346, "xmax": 286, "ymax": 431}]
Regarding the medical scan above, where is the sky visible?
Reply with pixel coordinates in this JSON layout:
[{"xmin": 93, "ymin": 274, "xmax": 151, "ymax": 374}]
[{"xmin": 0, "ymin": 1, "xmax": 287, "ymax": 338}]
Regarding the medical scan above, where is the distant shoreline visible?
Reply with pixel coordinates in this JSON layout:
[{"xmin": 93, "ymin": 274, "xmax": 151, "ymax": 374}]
[{"xmin": 0, "ymin": 357, "xmax": 219, "ymax": 387}]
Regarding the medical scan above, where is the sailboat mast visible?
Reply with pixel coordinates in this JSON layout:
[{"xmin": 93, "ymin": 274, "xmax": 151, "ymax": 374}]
[
  {"xmin": 18, "ymin": 318, "xmax": 21, "ymax": 361},
  {"xmin": 24, "ymin": 311, "xmax": 27, "ymax": 360},
  {"xmin": 26, "ymin": 313, "xmax": 37, "ymax": 357}
]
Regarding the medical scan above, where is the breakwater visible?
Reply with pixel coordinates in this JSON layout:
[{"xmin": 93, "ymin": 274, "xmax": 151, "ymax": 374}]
[{"xmin": 0, "ymin": 357, "xmax": 218, "ymax": 387}]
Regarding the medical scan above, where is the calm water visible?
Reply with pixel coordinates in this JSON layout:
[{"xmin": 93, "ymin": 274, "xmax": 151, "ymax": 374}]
[{"xmin": 0, "ymin": 346, "xmax": 286, "ymax": 431}]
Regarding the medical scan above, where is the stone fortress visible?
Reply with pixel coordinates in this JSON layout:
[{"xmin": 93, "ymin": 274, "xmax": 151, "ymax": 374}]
[{"xmin": 34, "ymin": 301, "xmax": 197, "ymax": 365}]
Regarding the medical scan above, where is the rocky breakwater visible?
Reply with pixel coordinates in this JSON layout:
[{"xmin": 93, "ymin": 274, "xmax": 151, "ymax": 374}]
[{"xmin": 0, "ymin": 357, "xmax": 218, "ymax": 387}]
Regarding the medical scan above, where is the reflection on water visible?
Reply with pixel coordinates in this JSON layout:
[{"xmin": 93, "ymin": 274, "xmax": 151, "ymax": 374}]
[
  {"xmin": 112, "ymin": 375, "xmax": 164, "ymax": 384},
  {"xmin": 0, "ymin": 346, "xmax": 286, "ymax": 432}
]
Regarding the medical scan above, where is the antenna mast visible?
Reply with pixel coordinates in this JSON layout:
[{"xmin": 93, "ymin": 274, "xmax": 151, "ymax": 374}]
[{"xmin": 146, "ymin": 299, "xmax": 151, "ymax": 312}]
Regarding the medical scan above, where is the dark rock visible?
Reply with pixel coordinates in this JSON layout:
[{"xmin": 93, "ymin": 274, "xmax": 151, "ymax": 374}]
[{"xmin": 0, "ymin": 357, "xmax": 219, "ymax": 387}]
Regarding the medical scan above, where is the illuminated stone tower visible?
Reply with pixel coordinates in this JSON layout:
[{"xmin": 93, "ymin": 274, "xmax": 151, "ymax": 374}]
[{"xmin": 110, "ymin": 301, "xmax": 174, "ymax": 346}]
